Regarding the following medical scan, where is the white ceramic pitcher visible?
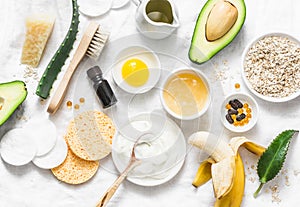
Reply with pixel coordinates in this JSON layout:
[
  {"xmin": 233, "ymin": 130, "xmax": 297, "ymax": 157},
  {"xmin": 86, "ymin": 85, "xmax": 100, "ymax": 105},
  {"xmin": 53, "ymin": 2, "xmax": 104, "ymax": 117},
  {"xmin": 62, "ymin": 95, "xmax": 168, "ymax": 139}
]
[{"xmin": 134, "ymin": 0, "xmax": 180, "ymax": 39}]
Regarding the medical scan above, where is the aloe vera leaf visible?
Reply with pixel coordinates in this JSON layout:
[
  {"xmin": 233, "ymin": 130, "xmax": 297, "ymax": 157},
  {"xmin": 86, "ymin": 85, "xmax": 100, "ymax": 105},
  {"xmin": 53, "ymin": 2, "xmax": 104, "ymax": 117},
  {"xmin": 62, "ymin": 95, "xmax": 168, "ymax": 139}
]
[
  {"xmin": 254, "ymin": 130, "xmax": 299, "ymax": 197},
  {"xmin": 36, "ymin": 0, "xmax": 80, "ymax": 99}
]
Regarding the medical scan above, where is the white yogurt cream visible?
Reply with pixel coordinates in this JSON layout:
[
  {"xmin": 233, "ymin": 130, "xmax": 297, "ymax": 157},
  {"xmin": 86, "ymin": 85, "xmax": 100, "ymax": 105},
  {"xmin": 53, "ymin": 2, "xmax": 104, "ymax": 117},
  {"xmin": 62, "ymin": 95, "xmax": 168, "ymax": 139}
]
[{"xmin": 112, "ymin": 114, "xmax": 185, "ymax": 180}]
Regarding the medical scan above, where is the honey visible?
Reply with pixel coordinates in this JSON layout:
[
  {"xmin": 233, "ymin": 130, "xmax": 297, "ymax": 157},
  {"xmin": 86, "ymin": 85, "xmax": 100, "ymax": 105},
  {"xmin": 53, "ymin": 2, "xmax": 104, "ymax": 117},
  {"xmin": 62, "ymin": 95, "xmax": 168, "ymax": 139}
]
[
  {"xmin": 226, "ymin": 103, "xmax": 231, "ymax": 109},
  {"xmin": 66, "ymin": 101, "xmax": 73, "ymax": 109},
  {"xmin": 74, "ymin": 104, "xmax": 80, "ymax": 110},
  {"xmin": 79, "ymin": 97, "xmax": 85, "ymax": 104},
  {"xmin": 235, "ymin": 83, "xmax": 240, "ymax": 90},
  {"xmin": 163, "ymin": 71, "xmax": 209, "ymax": 117}
]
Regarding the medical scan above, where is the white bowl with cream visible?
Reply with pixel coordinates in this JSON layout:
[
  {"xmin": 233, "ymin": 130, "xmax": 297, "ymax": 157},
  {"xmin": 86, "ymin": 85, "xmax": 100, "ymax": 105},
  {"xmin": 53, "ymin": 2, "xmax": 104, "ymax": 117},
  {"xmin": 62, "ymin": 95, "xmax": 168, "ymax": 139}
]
[
  {"xmin": 112, "ymin": 113, "xmax": 186, "ymax": 186},
  {"xmin": 160, "ymin": 69, "xmax": 211, "ymax": 120}
]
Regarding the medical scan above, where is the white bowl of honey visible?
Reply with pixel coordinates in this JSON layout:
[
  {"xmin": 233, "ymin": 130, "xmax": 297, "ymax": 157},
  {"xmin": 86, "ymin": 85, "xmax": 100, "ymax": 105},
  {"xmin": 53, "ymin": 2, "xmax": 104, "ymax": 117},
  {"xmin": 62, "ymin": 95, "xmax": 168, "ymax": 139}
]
[{"xmin": 160, "ymin": 69, "xmax": 211, "ymax": 120}]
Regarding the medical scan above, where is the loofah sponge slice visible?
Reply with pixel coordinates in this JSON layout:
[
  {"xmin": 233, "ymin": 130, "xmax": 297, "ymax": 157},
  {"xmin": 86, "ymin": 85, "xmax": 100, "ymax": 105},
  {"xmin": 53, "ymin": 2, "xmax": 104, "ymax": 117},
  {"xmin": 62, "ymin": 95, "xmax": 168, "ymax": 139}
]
[{"xmin": 21, "ymin": 14, "xmax": 55, "ymax": 68}]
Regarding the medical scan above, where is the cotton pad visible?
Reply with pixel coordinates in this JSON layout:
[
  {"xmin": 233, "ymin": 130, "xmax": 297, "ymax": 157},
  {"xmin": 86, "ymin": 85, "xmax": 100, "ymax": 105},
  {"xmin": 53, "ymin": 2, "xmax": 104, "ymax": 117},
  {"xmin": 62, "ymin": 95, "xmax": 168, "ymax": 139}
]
[
  {"xmin": 78, "ymin": 0, "xmax": 112, "ymax": 17},
  {"xmin": 0, "ymin": 128, "xmax": 37, "ymax": 166},
  {"xmin": 25, "ymin": 118, "xmax": 57, "ymax": 156},
  {"xmin": 32, "ymin": 137, "xmax": 68, "ymax": 169},
  {"xmin": 111, "ymin": 0, "xmax": 129, "ymax": 9}
]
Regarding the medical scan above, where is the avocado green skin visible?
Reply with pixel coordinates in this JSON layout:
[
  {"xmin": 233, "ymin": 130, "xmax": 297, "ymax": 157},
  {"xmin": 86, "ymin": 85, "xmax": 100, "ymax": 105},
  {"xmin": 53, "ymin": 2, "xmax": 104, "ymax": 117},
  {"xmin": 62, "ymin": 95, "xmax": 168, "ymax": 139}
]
[
  {"xmin": 189, "ymin": 0, "xmax": 246, "ymax": 64},
  {"xmin": 0, "ymin": 81, "xmax": 28, "ymax": 126}
]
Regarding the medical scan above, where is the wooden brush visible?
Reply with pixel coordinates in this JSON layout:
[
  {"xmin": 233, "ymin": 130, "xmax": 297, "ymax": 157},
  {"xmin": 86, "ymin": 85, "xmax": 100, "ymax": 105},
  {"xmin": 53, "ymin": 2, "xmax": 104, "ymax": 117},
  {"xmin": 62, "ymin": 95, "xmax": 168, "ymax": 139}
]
[{"xmin": 47, "ymin": 21, "xmax": 109, "ymax": 114}]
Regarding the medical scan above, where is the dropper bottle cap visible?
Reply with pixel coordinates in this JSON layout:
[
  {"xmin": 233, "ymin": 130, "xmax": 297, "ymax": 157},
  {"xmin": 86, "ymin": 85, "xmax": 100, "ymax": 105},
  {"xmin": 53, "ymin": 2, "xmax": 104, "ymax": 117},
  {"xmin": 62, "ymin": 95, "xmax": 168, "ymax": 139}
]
[{"xmin": 87, "ymin": 66, "xmax": 117, "ymax": 108}]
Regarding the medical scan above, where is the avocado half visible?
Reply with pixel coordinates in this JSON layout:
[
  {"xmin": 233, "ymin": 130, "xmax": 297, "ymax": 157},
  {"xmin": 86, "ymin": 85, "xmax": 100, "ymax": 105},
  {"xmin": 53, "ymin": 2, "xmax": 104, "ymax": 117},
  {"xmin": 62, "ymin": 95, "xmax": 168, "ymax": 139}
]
[
  {"xmin": 0, "ymin": 81, "xmax": 27, "ymax": 126},
  {"xmin": 189, "ymin": 0, "xmax": 246, "ymax": 64}
]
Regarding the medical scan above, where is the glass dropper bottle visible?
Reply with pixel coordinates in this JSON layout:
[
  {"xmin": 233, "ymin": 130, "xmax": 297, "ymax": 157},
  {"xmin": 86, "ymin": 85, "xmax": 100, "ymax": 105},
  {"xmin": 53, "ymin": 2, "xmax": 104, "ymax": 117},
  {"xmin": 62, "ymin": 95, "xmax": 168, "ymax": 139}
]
[{"xmin": 87, "ymin": 66, "xmax": 117, "ymax": 108}]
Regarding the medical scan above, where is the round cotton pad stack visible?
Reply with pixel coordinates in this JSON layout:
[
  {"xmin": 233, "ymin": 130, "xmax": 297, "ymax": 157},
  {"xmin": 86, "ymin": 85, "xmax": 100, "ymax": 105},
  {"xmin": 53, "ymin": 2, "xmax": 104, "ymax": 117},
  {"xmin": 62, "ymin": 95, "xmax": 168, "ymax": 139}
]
[
  {"xmin": 65, "ymin": 110, "xmax": 115, "ymax": 161},
  {"xmin": 111, "ymin": 0, "xmax": 129, "ymax": 9},
  {"xmin": 0, "ymin": 128, "xmax": 37, "ymax": 166},
  {"xmin": 32, "ymin": 137, "xmax": 68, "ymax": 169},
  {"xmin": 25, "ymin": 118, "xmax": 57, "ymax": 156},
  {"xmin": 51, "ymin": 148, "xmax": 99, "ymax": 185},
  {"xmin": 78, "ymin": 0, "xmax": 112, "ymax": 17}
]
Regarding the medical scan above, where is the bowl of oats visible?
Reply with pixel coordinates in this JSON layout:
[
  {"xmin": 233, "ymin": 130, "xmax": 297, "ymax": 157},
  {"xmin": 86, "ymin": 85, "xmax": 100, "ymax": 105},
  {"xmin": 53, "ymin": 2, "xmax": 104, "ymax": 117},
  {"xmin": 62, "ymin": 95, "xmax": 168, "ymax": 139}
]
[{"xmin": 242, "ymin": 33, "xmax": 300, "ymax": 102}]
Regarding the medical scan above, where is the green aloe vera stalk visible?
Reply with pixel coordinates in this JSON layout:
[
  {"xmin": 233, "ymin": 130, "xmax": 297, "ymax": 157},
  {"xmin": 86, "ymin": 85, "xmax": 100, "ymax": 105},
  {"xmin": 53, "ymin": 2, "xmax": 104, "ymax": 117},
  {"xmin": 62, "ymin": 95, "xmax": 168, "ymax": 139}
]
[
  {"xmin": 36, "ymin": 0, "xmax": 79, "ymax": 99},
  {"xmin": 254, "ymin": 129, "xmax": 299, "ymax": 198}
]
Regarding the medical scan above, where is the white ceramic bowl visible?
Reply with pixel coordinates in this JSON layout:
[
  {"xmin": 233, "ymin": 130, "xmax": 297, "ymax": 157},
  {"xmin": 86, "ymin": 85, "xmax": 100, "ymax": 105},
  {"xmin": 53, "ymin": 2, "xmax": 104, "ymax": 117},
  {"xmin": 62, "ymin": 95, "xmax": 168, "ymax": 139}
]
[
  {"xmin": 112, "ymin": 45, "xmax": 161, "ymax": 94},
  {"xmin": 221, "ymin": 93, "xmax": 259, "ymax": 133},
  {"xmin": 160, "ymin": 68, "xmax": 211, "ymax": 120},
  {"xmin": 241, "ymin": 32, "xmax": 300, "ymax": 102},
  {"xmin": 111, "ymin": 113, "xmax": 186, "ymax": 186}
]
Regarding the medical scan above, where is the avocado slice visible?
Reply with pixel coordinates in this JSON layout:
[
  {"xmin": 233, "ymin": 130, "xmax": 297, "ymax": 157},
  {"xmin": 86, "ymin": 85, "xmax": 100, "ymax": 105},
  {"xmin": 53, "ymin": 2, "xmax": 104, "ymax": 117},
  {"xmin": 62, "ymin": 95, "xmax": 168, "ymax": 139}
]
[
  {"xmin": 189, "ymin": 0, "xmax": 246, "ymax": 64},
  {"xmin": 0, "ymin": 81, "xmax": 28, "ymax": 126}
]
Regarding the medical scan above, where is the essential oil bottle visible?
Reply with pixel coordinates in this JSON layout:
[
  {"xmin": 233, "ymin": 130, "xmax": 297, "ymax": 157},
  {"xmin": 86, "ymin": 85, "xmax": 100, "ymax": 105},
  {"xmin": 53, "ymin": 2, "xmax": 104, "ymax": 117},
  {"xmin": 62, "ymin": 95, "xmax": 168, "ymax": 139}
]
[{"xmin": 87, "ymin": 66, "xmax": 117, "ymax": 108}]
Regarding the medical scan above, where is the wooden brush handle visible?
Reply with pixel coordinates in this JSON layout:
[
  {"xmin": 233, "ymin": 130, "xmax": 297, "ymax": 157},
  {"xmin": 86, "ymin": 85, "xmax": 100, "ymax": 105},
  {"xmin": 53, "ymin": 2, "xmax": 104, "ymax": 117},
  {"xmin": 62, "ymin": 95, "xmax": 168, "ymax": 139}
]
[
  {"xmin": 96, "ymin": 159, "xmax": 140, "ymax": 207},
  {"xmin": 47, "ymin": 22, "xmax": 99, "ymax": 114}
]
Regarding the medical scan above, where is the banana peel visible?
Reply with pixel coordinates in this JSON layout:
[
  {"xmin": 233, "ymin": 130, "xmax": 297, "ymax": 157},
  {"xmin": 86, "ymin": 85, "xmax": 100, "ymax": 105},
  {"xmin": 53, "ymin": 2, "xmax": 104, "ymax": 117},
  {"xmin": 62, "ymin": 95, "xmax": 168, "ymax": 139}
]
[
  {"xmin": 189, "ymin": 132, "xmax": 266, "ymax": 207},
  {"xmin": 229, "ymin": 136, "xmax": 265, "ymax": 156},
  {"xmin": 192, "ymin": 157, "xmax": 215, "ymax": 187}
]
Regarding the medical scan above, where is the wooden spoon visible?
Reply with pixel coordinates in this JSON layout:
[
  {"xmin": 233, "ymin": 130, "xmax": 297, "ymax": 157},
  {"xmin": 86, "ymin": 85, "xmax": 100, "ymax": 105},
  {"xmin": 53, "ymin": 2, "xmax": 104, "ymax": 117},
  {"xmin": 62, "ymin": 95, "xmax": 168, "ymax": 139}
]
[{"xmin": 95, "ymin": 134, "xmax": 151, "ymax": 207}]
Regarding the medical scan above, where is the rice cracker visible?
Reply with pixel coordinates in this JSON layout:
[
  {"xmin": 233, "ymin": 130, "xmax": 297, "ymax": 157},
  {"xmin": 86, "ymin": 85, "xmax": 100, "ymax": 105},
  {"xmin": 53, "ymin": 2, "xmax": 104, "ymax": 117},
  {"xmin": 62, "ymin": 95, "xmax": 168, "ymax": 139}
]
[
  {"xmin": 65, "ymin": 110, "xmax": 115, "ymax": 161},
  {"xmin": 51, "ymin": 148, "xmax": 99, "ymax": 185}
]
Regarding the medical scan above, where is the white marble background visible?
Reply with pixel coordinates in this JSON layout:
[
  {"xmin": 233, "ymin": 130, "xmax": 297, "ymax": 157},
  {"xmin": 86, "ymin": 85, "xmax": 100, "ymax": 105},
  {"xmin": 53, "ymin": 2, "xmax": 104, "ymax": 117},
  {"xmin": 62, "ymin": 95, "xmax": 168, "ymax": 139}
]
[{"xmin": 0, "ymin": 0, "xmax": 300, "ymax": 206}]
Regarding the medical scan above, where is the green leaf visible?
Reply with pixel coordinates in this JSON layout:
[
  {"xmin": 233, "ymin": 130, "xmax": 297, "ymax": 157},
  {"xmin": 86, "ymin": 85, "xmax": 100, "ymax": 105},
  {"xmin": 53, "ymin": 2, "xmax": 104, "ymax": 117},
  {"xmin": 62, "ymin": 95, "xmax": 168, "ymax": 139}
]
[
  {"xmin": 36, "ymin": 0, "xmax": 80, "ymax": 99},
  {"xmin": 254, "ymin": 130, "xmax": 299, "ymax": 198}
]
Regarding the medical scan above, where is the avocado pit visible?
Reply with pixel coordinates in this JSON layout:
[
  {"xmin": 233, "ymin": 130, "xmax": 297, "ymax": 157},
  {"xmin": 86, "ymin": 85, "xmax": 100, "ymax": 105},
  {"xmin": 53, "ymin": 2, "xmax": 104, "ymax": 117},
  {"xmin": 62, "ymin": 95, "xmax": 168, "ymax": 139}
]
[{"xmin": 206, "ymin": 0, "xmax": 238, "ymax": 41}]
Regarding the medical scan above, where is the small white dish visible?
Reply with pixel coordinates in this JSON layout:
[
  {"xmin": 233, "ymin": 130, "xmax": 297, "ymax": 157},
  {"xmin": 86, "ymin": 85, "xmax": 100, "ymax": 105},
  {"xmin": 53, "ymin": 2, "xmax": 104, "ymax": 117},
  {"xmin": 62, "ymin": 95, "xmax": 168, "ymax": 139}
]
[
  {"xmin": 112, "ymin": 46, "xmax": 161, "ymax": 94},
  {"xmin": 221, "ymin": 93, "xmax": 259, "ymax": 133},
  {"xmin": 112, "ymin": 113, "xmax": 186, "ymax": 186},
  {"xmin": 160, "ymin": 68, "xmax": 211, "ymax": 120},
  {"xmin": 241, "ymin": 32, "xmax": 300, "ymax": 102}
]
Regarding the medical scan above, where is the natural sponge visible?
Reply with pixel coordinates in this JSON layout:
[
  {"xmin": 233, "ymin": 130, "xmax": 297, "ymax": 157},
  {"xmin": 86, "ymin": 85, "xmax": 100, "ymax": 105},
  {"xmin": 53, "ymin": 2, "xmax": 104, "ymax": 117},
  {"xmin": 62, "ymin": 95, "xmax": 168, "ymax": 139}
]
[{"xmin": 21, "ymin": 14, "xmax": 55, "ymax": 67}]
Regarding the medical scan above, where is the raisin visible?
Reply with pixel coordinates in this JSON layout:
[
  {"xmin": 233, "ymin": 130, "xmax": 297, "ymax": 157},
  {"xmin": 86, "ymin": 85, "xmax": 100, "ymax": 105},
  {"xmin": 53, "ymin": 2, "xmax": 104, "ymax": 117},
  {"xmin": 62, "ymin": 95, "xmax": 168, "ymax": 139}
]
[
  {"xmin": 226, "ymin": 114, "xmax": 234, "ymax": 124},
  {"xmin": 229, "ymin": 100, "xmax": 239, "ymax": 110},
  {"xmin": 233, "ymin": 99, "xmax": 243, "ymax": 108},
  {"xmin": 228, "ymin": 109, "xmax": 238, "ymax": 115},
  {"xmin": 236, "ymin": 113, "xmax": 246, "ymax": 121}
]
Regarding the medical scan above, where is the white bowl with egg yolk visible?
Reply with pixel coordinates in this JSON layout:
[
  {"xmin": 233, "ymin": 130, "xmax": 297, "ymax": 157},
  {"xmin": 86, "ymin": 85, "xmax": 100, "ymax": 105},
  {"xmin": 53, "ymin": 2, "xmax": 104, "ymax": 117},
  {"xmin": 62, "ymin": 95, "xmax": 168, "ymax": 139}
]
[
  {"xmin": 112, "ymin": 45, "xmax": 161, "ymax": 94},
  {"xmin": 160, "ymin": 68, "xmax": 211, "ymax": 120}
]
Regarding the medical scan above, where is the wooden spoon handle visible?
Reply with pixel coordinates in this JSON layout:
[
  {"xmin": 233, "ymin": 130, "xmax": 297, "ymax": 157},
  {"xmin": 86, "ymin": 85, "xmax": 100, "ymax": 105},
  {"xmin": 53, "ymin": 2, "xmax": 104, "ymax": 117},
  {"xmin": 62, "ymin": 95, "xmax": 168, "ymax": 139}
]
[{"xmin": 96, "ymin": 160, "xmax": 140, "ymax": 207}]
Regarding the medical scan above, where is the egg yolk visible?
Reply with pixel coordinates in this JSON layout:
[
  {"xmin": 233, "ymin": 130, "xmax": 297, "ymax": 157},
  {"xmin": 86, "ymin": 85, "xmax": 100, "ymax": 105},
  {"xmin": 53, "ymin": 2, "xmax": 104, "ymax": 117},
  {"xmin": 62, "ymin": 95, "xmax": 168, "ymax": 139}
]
[{"xmin": 122, "ymin": 58, "xmax": 149, "ymax": 87}]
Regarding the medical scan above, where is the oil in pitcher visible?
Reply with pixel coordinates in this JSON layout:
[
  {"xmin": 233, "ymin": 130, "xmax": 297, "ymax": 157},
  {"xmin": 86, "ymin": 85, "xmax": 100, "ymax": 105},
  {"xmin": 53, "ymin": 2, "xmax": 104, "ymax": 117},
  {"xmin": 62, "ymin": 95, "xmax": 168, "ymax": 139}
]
[{"xmin": 145, "ymin": 0, "xmax": 174, "ymax": 24}]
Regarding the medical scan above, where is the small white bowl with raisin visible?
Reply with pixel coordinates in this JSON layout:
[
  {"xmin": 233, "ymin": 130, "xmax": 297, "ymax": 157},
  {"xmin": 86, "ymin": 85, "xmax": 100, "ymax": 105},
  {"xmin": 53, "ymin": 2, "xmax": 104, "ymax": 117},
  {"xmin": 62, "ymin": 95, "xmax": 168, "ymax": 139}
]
[{"xmin": 221, "ymin": 93, "xmax": 259, "ymax": 133}]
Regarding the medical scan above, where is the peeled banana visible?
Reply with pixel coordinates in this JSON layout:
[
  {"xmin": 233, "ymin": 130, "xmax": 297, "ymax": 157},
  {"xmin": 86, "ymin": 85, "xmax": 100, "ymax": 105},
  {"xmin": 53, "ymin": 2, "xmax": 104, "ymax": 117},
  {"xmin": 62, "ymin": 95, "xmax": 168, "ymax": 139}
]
[
  {"xmin": 189, "ymin": 131, "xmax": 235, "ymax": 198},
  {"xmin": 215, "ymin": 153, "xmax": 245, "ymax": 207},
  {"xmin": 189, "ymin": 132, "xmax": 266, "ymax": 207}
]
